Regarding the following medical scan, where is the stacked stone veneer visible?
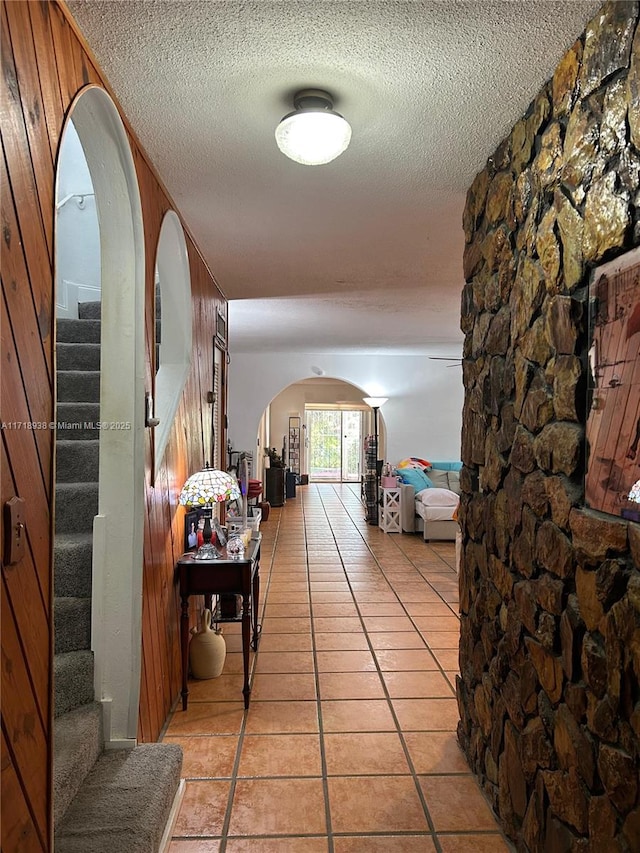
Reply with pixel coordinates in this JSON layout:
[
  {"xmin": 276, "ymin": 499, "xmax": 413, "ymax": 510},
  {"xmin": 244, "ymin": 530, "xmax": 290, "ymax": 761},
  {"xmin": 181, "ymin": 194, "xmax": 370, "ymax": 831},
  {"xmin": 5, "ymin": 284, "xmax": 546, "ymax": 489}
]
[{"xmin": 457, "ymin": 3, "xmax": 640, "ymax": 851}]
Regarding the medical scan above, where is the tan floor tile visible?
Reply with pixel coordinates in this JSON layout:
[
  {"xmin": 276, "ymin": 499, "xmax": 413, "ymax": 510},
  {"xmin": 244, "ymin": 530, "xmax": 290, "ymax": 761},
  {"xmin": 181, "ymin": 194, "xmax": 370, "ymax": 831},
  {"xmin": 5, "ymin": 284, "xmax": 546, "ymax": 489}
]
[
  {"xmin": 221, "ymin": 653, "xmax": 249, "ymax": 674},
  {"xmin": 362, "ymin": 616, "xmax": 416, "ymax": 632},
  {"xmin": 238, "ymin": 733, "xmax": 322, "ymax": 777},
  {"xmin": 420, "ymin": 776, "xmax": 501, "ymax": 832},
  {"xmin": 310, "ymin": 592, "xmax": 357, "ymax": 603},
  {"xmin": 173, "ymin": 779, "xmax": 230, "ymax": 836},
  {"xmin": 223, "ymin": 634, "xmax": 244, "ymax": 653},
  {"xmin": 351, "ymin": 591, "xmax": 399, "ymax": 603},
  {"xmin": 163, "ymin": 734, "xmax": 238, "ymax": 778},
  {"xmin": 228, "ymin": 778, "xmax": 326, "ymax": 835},
  {"xmin": 375, "ymin": 648, "xmax": 439, "ymax": 671},
  {"xmin": 225, "ymin": 838, "xmax": 328, "ymax": 853},
  {"xmin": 324, "ymin": 731, "xmax": 410, "ymax": 775},
  {"xmin": 166, "ymin": 702, "xmax": 246, "ymax": 736},
  {"xmin": 333, "ymin": 837, "xmax": 436, "ymax": 853},
  {"xmin": 412, "ymin": 616, "xmax": 460, "ymax": 632},
  {"xmin": 421, "ymin": 630, "xmax": 460, "ymax": 648},
  {"xmin": 184, "ymin": 674, "xmax": 246, "ymax": 702},
  {"xmin": 404, "ymin": 731, "xmax": 471, "ymax": 774},
  {"xmin": 357, "ymin": 602, "xmax": 408, "ymax": 616},
  {"xmin": 327, "ymin": 776, "xmax": 430, "ymax": 833},
  {"xmin": 404, "ymin": 602, "xmax": 457, "ymax": 617},
  {"xmin": 315, "ymin": 650, "xmax": 377, "ymax": 672},
  {"xmin": 264, "ymin": 603, "xmax": 311, "ymax": 618},
  {"xmin": 267, "ymin": 592, "xmax": 311, "ymax": 603},
  {"xmin": 169, "ymin": 839, "xmax": 221, "ymax": 852},
  {"xmin": 431, "ymin": 649, "xmax": 460, "ymax": 670},
  {"xmin": 269, "ymin": 575, "xmax": 309, "ymax": 585},
  {"xmin": 254, "ymin": 651, "xmax": 315, "ymax": 673},
  {"xmin": 261, "ymin": 617, "xmax": 312, "ymax": 633},
  {"xmin": 251, "ymin": 673, "xmax": 317, "ymax": 701},
  {"xmin": 321, "ymin": 699, "xmax": 396, "ymax": 732},
  {"xmin": 392, "ymin": 698, "xmax": 460, "ymax": 731},
  {"xmin": 244, "ymin": 700, "xmax": 319, "ymax": 734},
  {"xmin": 382, "ymin": 670, "xmax": 454, "ymax": 698},
  {"xmin": 313, "ymin": 617, "xmax": 363, "ymax": 632},
  {"xmin": 314, "ymin": 632, "xmax": 370, "ymax": 651},
  {"xmin": 309, "ymin": 581, "xmax": 351, "ymax": 590},
  {"xmin": 258, "ymin": 633, "xmax": 312, "ymax": 652},
  {"xmin": 437, "ymin": 833, "xmax": 511, "ymax": 852},
  {"xmin": 368, "ymin": 631, "xmax": 426, "ymax": 650},
  {"xmin": 312, "ymin": 602, "xmax": 359, "ymax": 617},
  {"xmin": 318, "ymin": 672, "xmax": 385, "ymax": 700},
  {"xmin": 309, "ymin": 576, "xmax": 348, "ymax": 590}
]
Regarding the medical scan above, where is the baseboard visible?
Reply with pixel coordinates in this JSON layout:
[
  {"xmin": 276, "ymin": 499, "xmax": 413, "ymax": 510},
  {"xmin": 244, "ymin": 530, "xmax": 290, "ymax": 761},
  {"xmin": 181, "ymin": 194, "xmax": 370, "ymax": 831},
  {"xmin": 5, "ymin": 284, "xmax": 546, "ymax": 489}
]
[{"xmin": 158, "ymin": 778, "xmax": 186, "ymax": 853}]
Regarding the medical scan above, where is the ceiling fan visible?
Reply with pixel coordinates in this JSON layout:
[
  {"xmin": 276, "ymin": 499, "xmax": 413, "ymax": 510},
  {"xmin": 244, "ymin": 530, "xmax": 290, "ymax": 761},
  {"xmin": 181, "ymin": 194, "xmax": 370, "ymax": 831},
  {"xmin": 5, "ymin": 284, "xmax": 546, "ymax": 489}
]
[{"xmin": 429, "ymin": 356, "xmax": 463, "ymax": 367}]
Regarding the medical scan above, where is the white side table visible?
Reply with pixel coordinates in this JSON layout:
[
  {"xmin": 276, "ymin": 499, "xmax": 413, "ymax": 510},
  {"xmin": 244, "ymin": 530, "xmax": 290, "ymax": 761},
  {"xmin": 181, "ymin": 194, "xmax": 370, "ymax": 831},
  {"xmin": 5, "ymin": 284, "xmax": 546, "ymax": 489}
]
[{"xmin": 380, "ymin": 487, "xmax": 402, "ymax": 533}]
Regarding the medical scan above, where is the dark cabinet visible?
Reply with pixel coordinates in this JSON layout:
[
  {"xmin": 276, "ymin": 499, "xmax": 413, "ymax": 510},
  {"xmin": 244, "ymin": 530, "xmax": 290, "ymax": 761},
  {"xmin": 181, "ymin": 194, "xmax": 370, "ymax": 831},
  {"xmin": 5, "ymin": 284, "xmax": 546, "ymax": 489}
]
[{"xmin": 264, "ymin": 467, "xmax": 285, "ymax": 507}]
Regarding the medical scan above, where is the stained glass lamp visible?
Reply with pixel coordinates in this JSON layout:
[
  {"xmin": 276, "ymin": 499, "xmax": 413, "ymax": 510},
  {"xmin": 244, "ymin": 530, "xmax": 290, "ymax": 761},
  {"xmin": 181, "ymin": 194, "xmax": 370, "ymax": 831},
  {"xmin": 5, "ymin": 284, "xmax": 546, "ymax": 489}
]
[{"xmin": 179, "ymin": 464, "xmax": 241, "ymax": 559}]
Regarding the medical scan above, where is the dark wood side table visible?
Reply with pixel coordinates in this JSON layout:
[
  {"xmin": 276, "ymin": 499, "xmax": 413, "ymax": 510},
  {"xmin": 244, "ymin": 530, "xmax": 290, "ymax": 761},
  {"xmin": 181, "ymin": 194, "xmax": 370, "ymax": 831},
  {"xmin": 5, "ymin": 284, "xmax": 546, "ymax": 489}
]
[{"xmin": 177, "ymin": 534, "xmax": 261, "ymax": 711}]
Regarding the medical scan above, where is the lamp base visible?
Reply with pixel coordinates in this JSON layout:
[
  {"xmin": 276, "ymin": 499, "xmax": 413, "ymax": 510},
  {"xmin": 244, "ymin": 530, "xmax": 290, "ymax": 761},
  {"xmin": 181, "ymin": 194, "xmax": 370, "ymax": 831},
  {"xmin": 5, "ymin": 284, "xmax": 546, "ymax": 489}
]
[{"xmin": 195, "ymin": 542, "xmax": 219, "ymax": 560}]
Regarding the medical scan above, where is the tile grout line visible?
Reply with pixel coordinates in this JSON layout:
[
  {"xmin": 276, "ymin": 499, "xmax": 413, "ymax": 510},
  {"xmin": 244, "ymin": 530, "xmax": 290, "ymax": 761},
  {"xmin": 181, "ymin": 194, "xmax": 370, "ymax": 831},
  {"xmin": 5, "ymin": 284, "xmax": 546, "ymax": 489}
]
[
  {"xmin": 218, "ymin": 504, "xmax": 284, "ymax": 851},
  {"xmin": 301, "ymin": 487, "xmax": 336, "ymax": 853},
  {"xmin": 318, "ymin": 485, "xmax": 443, "ymax": 847}
]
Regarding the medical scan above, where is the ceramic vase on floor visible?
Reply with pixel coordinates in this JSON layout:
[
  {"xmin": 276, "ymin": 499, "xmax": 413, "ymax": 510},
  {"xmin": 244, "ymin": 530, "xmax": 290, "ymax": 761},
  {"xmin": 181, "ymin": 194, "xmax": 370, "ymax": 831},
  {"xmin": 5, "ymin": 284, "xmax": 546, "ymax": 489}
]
[{"xmin": 189, "ymin": 608, "xmax": 226, "ymax": 678}]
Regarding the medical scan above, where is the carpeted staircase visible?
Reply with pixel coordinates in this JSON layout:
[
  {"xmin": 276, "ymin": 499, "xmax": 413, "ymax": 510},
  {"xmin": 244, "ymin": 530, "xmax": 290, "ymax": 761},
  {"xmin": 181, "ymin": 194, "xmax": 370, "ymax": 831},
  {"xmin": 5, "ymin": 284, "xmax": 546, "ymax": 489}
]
[{"xmin": 54, "ymin": 300, "xmax": 182, "ymax": 852}]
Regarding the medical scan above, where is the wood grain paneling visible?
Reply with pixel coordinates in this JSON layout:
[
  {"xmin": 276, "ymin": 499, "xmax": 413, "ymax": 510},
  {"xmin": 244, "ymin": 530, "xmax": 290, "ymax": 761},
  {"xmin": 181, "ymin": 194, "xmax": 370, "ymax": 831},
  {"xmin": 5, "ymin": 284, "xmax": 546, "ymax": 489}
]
[
  {"xmin": 1, "ymin": 729, "xmax": 45, "ymax": 853},
  {"xmin": 1, "ymin": 2, "xmax": 228, "ymax": 848}
]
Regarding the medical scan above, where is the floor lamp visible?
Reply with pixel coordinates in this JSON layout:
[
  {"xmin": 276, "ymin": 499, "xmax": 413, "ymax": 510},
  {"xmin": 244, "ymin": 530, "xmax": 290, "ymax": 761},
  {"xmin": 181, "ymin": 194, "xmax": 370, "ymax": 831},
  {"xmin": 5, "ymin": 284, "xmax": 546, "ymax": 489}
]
[{"xmin": 363, "ymin": 397, "xmax": 388, "ymax": 525}]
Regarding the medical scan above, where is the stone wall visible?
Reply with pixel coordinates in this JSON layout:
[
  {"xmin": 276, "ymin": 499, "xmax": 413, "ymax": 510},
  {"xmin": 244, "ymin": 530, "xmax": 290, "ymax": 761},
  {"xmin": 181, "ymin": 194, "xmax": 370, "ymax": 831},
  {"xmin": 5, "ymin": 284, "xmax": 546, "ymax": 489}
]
[{"xmin": 457, "ymin": 3, "xmax": 640, "ymax": 851}]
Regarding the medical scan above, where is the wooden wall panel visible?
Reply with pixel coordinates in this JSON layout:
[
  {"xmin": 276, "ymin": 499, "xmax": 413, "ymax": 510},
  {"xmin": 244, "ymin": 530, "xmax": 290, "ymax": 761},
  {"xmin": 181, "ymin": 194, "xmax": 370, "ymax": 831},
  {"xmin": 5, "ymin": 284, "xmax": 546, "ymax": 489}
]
[
  {"xmin": 27, "ymin": 2, "xmax": 64, "ymax": 161},
  {"xmin": 5, "ymin": 1, "xmax": 55, "ymax": 262},
  {"xmin": 1, "ymin": 730, "xmax": 45, "ymax": 853},
  {"xmin": 1, "ymin": 574, "xmax": 49, "ymax": 845},
  {"xmin": 1, "ymin": 2, "xmax": 229, "ymax": 848}
]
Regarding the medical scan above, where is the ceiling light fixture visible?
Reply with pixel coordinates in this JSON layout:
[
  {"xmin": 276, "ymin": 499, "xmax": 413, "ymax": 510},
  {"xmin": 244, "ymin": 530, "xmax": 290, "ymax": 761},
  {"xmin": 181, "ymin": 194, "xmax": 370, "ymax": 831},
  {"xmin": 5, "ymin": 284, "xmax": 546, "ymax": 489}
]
[{"xmin": 275, "ymin": 89, "xmax": 352, "ymax": 166}]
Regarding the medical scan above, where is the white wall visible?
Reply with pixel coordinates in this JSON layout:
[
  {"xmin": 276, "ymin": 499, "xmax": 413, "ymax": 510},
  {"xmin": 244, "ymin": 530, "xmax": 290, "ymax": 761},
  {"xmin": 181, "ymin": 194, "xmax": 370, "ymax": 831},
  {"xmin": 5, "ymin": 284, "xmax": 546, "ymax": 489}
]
[
  {"xmin": 56, "ymin": 120, "xmax": 101, "ymax": 317},
  {"xmin": 228, "ymin": 352, "xmax": 464, "ymax": 471}
]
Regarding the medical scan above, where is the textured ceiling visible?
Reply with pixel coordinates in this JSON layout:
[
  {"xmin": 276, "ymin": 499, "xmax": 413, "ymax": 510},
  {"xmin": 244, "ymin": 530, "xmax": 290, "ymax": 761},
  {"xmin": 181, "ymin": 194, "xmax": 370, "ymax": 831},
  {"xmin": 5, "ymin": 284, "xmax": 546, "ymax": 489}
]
[{"xmin": 67, "ymin": 0, "xmax": 601, "ymax": 354}]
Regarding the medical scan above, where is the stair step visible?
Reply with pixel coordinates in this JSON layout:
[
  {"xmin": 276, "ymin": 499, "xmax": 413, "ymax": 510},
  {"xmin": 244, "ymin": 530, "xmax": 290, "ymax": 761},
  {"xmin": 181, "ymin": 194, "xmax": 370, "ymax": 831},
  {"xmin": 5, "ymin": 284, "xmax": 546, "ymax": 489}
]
[
  {"xmin": 57, "ymin": 370, "xmax": 100, "ymax": 404},
  {"xmin": 54, "ymin": 650, "xmax": 94, "ymax": 718},
  {"xmin": 57, "ymin": 317, "xmax": 101, "ymax": 344},
  {"xmin": 53, "ymin": 702, "xmax": 103, "ymax": 826},
  {"xmin": 56, "ymin": 440, "xmax": 99, "ymax": 484},
  {"xmin": 57, "ymin": 342, "xmax": 100, "ymax": 372},
  {"xmin": 55, "ymin": 482, "xmax": 98, "ymax": 535},
  {"xmin": 55, "ymin": 743, "xmax": 183, "ymax": 853},
  {"xmin": 56, "ymin": 403, "xmax": 100, "ymax": 440},
  {"xmin": 54, "ymin": 533, "xmax": 93, "ymax": 597},
  {"xmin": 54, "ymin": 597, "xmax": 91, "ymax": 654},
  {"xmin": 78, "ymin": 301, "xmax": 101, "ymax": 320}
]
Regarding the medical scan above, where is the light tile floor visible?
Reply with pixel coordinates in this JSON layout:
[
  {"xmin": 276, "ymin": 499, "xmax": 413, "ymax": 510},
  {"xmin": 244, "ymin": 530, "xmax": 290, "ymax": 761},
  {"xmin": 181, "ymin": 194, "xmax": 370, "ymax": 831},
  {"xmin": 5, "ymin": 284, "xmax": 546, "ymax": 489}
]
[{"xmin": 164, "ymin": 484, "xmax": 512, "ymax": 852}]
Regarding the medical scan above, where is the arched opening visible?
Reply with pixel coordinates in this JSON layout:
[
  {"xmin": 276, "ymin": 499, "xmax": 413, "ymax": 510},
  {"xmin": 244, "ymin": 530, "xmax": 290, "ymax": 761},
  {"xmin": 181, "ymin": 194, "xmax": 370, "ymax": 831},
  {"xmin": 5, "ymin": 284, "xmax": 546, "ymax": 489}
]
[
  {"xmin": 153, "ymin": 211, "xmax": 192, "ymax": 474},
  {"xmin": 55, "ymin": 86, "xmax": 145, "ymax": 746},
  {"xmin": 262, "ymin": 376, "xmax": 387, "ymax": 481}
]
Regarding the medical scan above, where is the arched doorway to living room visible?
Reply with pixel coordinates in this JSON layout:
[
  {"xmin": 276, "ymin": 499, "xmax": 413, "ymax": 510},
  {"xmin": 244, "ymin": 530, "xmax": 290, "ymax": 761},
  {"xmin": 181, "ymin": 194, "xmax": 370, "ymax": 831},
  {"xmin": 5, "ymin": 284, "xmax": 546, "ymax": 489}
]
[
  {"xmin": 248, "ymin": 376, "xmax": 387, "ymax": 521},
  {"xmin": 54, "ymin": 85, "xmax": 145, "ymax": 746}
]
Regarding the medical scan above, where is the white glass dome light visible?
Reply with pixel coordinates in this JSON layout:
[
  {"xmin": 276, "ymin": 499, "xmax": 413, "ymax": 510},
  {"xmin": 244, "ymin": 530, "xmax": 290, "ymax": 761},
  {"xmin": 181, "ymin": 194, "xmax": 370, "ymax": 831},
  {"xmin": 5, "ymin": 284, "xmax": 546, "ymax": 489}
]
[{"xmin": 275, "ymin": 89, "xmax": 352, "ymax": 166}]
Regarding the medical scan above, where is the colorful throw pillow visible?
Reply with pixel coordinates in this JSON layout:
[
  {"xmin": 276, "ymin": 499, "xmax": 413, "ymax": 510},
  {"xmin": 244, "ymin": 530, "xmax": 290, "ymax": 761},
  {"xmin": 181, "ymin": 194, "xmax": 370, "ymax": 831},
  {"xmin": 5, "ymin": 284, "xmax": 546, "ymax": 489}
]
[
  {"xmin": 395, "ymin": 467, "xmax": 433, "ymax": 491},
  {"xmin": 396, "ymin": 457, "xmax": 432, "ymax": 471}
]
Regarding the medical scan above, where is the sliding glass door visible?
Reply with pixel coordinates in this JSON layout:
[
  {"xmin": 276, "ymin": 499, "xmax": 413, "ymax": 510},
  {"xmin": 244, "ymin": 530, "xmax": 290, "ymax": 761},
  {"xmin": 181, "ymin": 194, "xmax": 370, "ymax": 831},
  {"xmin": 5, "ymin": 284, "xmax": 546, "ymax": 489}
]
[{"xmin": 307, "ymin": 408, "xmax": 363, "ymax": 482}]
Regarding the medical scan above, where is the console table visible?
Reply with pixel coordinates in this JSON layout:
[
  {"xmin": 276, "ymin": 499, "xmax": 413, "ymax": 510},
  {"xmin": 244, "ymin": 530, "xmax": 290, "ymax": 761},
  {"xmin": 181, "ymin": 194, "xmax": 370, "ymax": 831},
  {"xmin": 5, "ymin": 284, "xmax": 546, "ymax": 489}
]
[{"xmin": 177, "ymin": 534, "xmax": 262, "ymax": 711}]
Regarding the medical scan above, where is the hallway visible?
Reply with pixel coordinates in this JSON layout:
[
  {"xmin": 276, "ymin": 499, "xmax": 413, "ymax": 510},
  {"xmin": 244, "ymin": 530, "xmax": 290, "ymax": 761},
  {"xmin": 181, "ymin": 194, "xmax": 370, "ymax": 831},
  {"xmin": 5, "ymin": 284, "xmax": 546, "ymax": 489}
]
[{"xmin": 165, "ymin": 484, "xmax": 510, "ymax": 852}]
